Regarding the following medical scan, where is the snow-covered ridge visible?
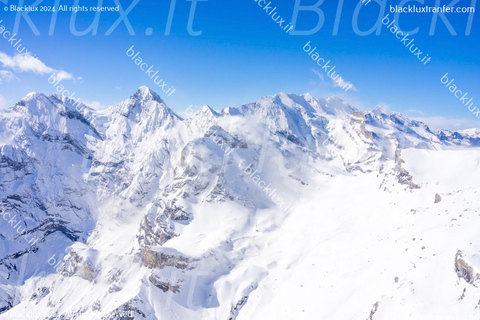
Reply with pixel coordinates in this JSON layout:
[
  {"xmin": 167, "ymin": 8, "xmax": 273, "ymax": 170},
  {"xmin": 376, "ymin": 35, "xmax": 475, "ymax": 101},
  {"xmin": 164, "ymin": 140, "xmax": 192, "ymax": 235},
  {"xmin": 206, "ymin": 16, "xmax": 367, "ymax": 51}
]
[{"xmin": 0, "ymin": 88, "xmax": 479, "ymax": 320}]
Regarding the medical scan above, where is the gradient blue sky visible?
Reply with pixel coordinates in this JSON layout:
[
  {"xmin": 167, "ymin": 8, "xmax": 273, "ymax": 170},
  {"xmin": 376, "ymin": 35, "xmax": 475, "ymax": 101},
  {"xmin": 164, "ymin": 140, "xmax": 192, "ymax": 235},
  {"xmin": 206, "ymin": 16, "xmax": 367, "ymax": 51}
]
[{"xmin": 0, "ymin": 0, "xmax": 479, "ymax": 129}]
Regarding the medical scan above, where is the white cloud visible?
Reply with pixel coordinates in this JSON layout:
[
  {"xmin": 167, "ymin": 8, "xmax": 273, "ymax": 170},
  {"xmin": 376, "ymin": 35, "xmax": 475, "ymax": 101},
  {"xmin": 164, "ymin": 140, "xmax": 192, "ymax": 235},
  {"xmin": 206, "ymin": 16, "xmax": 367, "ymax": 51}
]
[
  {"xmin": 0, "ymin": 70, "xmax": 17, "ymax": 83},
  {"xmin": 52, "ymin": 70, "xmax": 74, "ymax": 82},
  {"xmin": 0, "ymin": 52, "xmax": 73, "ymax": 81},
  {"xmin": 0, "ymin": 52, "xmax": 52, "ymax": 74},
  {"xmin": 407, "ymin": 109, "xmax": 425, "ymax": 115},
  {"xmin": 333, "ymin": 76, "xmax": 358, "ymax": 92},
  {"xmin": 413, "ymin": 116, "xmax": 480, "ymax": 131},
  {"xmin": 82, "ymin": 100, "xmax": 108, "ymax": 110}
]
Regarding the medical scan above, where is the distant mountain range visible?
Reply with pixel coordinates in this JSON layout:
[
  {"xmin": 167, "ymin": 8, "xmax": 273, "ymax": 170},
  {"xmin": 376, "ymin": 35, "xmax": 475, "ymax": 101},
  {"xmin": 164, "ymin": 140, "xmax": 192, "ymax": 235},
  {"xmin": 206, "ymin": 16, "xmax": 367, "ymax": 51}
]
[{"xmin": 0, "ymin": 87, "xmax": 479, "ymax": 319}]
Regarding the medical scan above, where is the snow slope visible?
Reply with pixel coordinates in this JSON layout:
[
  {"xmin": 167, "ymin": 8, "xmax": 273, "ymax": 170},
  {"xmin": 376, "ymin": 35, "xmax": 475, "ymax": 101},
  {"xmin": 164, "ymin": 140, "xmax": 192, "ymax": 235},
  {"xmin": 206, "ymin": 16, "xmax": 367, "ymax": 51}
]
[{"xmin": 0, "ymin": 87, "xmax": 479, "ymax": 319}]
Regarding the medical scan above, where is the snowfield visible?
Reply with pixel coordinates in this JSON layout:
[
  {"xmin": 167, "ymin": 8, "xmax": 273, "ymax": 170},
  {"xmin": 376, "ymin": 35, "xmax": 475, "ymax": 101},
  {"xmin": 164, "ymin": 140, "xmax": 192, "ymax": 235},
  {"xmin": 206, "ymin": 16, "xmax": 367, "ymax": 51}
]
[{"xmin": 0, "ymin": 87, "xmax": 479, "ymax": 319}]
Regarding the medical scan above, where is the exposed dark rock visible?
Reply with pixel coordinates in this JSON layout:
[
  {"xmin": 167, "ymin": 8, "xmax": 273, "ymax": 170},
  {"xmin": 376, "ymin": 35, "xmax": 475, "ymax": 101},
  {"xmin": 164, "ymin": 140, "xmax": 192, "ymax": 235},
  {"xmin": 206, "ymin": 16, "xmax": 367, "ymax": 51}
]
[
  {"xmin": 142, "ymin": 247, "xmax": 190, "ymax": 270},
  {"xmin": 395, "ymin": 148, "xmax": 420, "ymax": 189},
  {"xmin": 60, "ymin": 249, "xmax": 98, "ymax": 281},
  {"xmin": 148, "ymin": 273, "xmax": 181, "ymax": 293},
  {"xmin": 368, "ymin": 301, "xmax": 379, "ymax": 320},
  {"xmin": 455, "ymin": 250, "xmax": 479, "ymax": 285},
  {"xmin": 229, "ymin": 295, "xmax": 248, "ymax": 320}
]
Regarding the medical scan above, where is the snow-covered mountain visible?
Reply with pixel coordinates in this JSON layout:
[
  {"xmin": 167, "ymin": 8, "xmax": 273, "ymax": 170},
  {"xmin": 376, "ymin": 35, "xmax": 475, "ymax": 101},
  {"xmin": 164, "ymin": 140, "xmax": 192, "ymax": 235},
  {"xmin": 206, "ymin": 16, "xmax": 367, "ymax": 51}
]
[{"xmin": 0, "ymin": 87, "xmax": 480, "ymax": 319}]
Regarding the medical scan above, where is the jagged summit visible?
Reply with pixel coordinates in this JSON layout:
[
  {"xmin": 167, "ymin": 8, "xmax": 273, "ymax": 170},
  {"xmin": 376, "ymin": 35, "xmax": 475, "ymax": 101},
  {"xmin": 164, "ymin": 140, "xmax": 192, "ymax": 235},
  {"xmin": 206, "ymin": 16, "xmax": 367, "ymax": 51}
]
[
  {"xmin": 199, "ymin": 105, "xmax": 220, "ymax": 117},
  {"xmin": 111, "ymin": 87, "xmax": 174, "ymax": 120},
  {"xmin": 23, "ymin": 91, "xmax": 44, "ymax": 100},
  {"xmin": 132, "ymin": 86, "xmax": 164, "ymax": 103},
  {"xmin": 11, "ymin": 91, "xmax": 90, "ymax": 119},
  {"xmin": 13, "ymin": 91, "xmax": 69, "ymax": 118}
]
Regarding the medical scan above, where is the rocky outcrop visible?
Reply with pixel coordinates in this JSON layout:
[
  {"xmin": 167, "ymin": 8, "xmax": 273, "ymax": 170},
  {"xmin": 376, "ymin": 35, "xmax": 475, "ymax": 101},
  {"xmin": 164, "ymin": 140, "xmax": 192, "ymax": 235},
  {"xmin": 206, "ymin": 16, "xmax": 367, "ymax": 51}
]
[
  {"xmin": 101, "ymin": 298, "xmax": 148, "ymax": 320},
  {"xmin": 142, "ymin": 247, "xmax": 191, "ymax": 270},
  {"xmin": 455, "ymin": 250, "xmax": 480, "ymax": 285},
  {"xmin": 368, "ymin": 301, "xmax": 379, "ymax": 320},
  {"xmin": 352, "ymin": 112, "xmax": 374, "ymax": 140},
  {"xmin": 148, "ymin": 273, "xmax": 181, "ymax": 293},
  {"xmin": 395, "ymin": 148, "xmax": 420, "ymax": 189},
  {"xmin": 137, "ymin": 213, "xmax": 174, "ymax": 247},
  {"xmin": 60, "ymin": 248, "xmax": 98, "ymax": 281},
  {"xmin": 229, "ymin": 295, "xmax": 248, "ymax": 320}
]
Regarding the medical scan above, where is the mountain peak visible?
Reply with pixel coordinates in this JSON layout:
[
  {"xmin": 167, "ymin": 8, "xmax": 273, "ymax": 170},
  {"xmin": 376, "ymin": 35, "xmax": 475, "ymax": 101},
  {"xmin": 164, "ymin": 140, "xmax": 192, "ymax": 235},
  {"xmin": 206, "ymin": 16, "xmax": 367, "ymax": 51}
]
[
  {"xmin": 13, "ymin": 92, "xmax": 52, "ymax": 116},
  {"xmin": 24, "ymin": 91, "xmax": 43, "ymax": 99},
  {"xmin": 20, "ymin": 92, "xmax": 50, "ymax": 104},
  {"xmin": 372, "ymin": 105, "xmax": 389, "ymax": 116},
  {"xmin": 109, "ymin": 86, "xmax": 183, "ymax": 125},
  {"xmin": 132, "ymin": 86, "xmax": 164, "ymax": 103},
  {"xmin": 200, "ymin": 105, "xmax": 219, "ymax": 117}
]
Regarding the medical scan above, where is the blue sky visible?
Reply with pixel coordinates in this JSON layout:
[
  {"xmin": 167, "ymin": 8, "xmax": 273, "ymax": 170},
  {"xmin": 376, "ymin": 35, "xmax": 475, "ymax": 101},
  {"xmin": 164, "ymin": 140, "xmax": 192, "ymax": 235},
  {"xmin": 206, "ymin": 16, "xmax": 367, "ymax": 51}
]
[{"xmin": 0, "ymin": 0, "xmax": 479, "ymax": 130}]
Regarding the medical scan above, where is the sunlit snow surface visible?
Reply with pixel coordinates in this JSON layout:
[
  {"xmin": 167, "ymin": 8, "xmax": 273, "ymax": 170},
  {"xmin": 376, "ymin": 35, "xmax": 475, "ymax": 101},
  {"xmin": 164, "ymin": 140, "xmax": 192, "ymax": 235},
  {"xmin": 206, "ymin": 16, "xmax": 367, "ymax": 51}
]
[{"xmin": 0, "ymin": 87, "xmax": 479, "ymax": 319}]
